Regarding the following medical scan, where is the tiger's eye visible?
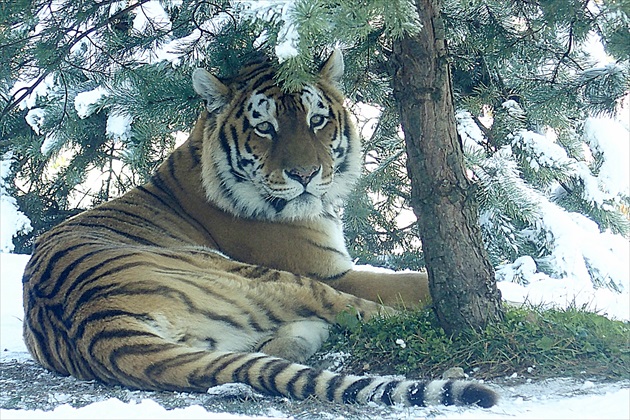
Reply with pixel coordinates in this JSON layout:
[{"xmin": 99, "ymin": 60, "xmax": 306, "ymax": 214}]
[
  {"xmin": 310, "ymin": 114, "xmax": 327, "ymax": 128},
  {"xmin": 255, "ymin": 121, "xmax": 275, "ymax": 135}
]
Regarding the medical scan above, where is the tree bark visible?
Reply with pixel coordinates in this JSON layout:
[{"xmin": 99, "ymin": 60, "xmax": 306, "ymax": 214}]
[{"xmin": 390, "ymin": 0, "xmax": 504, "ymax": 334}]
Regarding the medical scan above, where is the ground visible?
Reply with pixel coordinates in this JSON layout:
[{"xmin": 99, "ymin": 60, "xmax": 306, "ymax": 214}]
[{"xmin": 2, "ymin": 351, "xmax": 629, "ymax": 419}]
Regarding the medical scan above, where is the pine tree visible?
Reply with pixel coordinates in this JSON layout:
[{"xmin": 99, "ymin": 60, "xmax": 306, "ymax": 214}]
[
  {"xmin": 389, "ymin": 0, "xmax": 504, "ymax": 332},
  {"xmin": 1, "ymin": 0, "xmax": 628, "ymax": 295}
]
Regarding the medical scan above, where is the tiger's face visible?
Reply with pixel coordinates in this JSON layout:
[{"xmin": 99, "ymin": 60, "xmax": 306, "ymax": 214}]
[{"xmin": 193, "ymin": 51, "xmax": 361, "ymax": 221}]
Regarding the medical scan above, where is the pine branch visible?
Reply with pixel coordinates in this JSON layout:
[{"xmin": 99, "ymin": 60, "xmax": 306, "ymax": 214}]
[{"xmin": 1, "ymin": 0, "xmax": 153, "ymax": 121}]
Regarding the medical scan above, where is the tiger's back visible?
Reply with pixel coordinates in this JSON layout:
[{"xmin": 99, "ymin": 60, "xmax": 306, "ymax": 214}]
[{"xmin": 22, "ymin": 51, "xmax": 497, "ymax": 408}]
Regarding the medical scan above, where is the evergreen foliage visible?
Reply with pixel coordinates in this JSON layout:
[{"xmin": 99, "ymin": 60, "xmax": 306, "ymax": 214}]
[{"xmin": 1, "ymin": 1, "xmax": 628, "ymax": 291}]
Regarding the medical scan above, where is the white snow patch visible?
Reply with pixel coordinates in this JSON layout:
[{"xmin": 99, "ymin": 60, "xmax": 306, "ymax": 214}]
[
  {"xmin": 74, "ymin": 87, "xmax": 108, "ymax": 119},
  {"xmin": 502, "ymin": 99, "xmax": 526, "ymax": 120},
  {"xmin": 132, "ymin": 1, "xmax": 171, "ymax": 33},
  {"xmin": 240, "ymin": 1, "xmax": 300, "ymax": 62},
  {"xmin": 511, "ymin": 130, "xmax": 573, "ymax": 172},
  {"xmin": 456, "ymin": 110, "xmax": 485, "ymax": 152},
  {"xmin": 40, "ymin": 133, "xmax": 60, "ymax": 156},
  {"xmin": 535, "ymin": 198, "xmax": 629, "ymax": 293},
  {"xmin": 495, "ymin": 256, "xmax": 546, "ymax": 286},
  {"xmin": 0, "ymin": 156, "xmax": 32, "ymax": 254},
  {"xmin": 24, "ymin": 108, "xmax": 45, "ymax": 135},
  {"xmin": 274, "ymin": 3, "xmax": 300, "ymax": 62},
  {"xmin": 106, "ymin": 113, "xmax": 133, "ymax": 141},
  {"xmin": 583, "ymin": 117, "xmax": 630, "ymax": 201}
]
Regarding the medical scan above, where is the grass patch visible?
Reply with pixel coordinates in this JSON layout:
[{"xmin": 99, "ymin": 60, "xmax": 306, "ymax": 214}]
[{"xmin": 322, "ymin": 304, "xmax": 630, "ymax": 380}]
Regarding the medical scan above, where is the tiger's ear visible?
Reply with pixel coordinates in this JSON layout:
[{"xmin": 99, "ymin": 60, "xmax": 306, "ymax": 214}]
[
  {"xmin": 319, "ymin": 49, "xmax": 344, "ymax": 86},
  {"xmin": 192, "ymin": 68, "xmax": 230, "ymax": 113}
]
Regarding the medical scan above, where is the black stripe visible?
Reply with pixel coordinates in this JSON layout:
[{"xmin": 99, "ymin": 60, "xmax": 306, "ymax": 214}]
[
  {"xmin": 227, "ymin": 265, "xmax": 263, "ymax": 276},
  {"xmin": 240, "ymin": 66, "xmax": 273, "ymax": 87},
  {"xmin": 202, "ymin": 352, "xmax": 246, "ymax": 383},
  {"xmin": 25, "ymin": 306, "xmax": 63, "ymax": 373},
  {"xmin": 136, "ymin": 185, "xmax": 175, "ymax": 212},
  {"xmin": 304, "ymin": 238, "xmax": 348, "ymax": 258},
  {"xmin": 250, "ymin": 72, "xmax": 275, "ymax": 92},
  {"xmin": 342, "ymin": 377, "xmax": 373, "ymax": 403},
  {"xmin": 73, "ymin": 309, "xmax": 148, "ymax": 341},
  {"xmin": 174, "ymin": 276, "xmax": 271, "ymax": 333},
  {"xmin": 144, "ymin": 349, "xmax": 208, "ymax": 379},
  {"xmin": 64, "ymin": 258, "xmax": 148, "ymax": 317},
  {"xmin": 459, "ymin": 383, "xmax": 497, "ymax": 408},
  {"xmin": 138, "ymin": 182, "xmax": 219, "ymax": 249},
  {"xmin": 218, "ymin": 128, "xmax": 237, "ymax": 175},
  {"xmin": 235, "ymin": 101, "xmax": 246, "ymax": 119},
  {"xmin": 310, "ymin": 269, "xmax": 351, "ymax": 282},
  {"xmin": 380, "ymin": 380, "xmax": 400, "ymax": 405},
  {"xmin": 31, "ymin": 243, "xmax": 100, "ymax": 298},
  {"xmin": 269, "ymin": 197, "xmax": 287, "ymax": 213},
  {"xmin": 88, "ymin": 208, "xmax": 186, "ymax": 241},
  {"xmin": 151, "ymin": 171, "xmax": 177, "ymax": 202},
  {"xmin": 232, "ymin": 354, "xmax": 267, "ymax": 384},
  {"xmin": 187, "ymin": 140, "xmax": 202, "ymax": 165},
  {"xmin": 407, "ymin": 381, "xmax": 427, "ymax": 406},
  {"xmin": 318, "ymin": 89, "xmax": 335, "ymax": 104},
  {"xmin": 285, "ymin": 367, "xmax": 314, "ymax": 399},
  {"xmin": 107, "ymin": 342, "xmax": 179, "ymax": 389},
  {"xmin": 74, "ymin": 282, "xmax": 247, "ymax": 332},
  {"xmin": 326, "ymin": 374, "xmax": 344, "ymax": 402},
  {"xmin": 337, "ymin": 111, "xmax": 353, "ymax": 174},
  {"xmin": 228, "ymin": 125, "xmax": 247, "ymax": 179},
  {"xmin": 441, "ymin": 380, "xmax": 455, "ymax": 406},
  {"xmin": 260, "ymin": 358, "xmax": 292, "ymax": 396},
  {"xmin": 88, "ymin": 329, "xmax": 159, "ymax": 359},
  {"xmin": 64, "ymin": 221, "xmax": 160, "ymax": 246}
]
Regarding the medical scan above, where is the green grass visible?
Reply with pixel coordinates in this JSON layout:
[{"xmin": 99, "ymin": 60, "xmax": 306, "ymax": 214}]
[{"xmin": 322, "ymin": 304, "xmax": 630, "ymax": 380}]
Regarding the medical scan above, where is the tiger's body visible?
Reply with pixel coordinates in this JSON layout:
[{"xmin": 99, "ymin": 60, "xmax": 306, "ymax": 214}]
[{"xmin": 22, "ymin": 51, "xmax": 497, "ymax": 408}]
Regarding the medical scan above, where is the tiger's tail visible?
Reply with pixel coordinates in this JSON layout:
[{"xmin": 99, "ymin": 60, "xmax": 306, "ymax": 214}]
[{"xmin": 82, "ymin": 342, "xmax": 497, "ymax": 408}]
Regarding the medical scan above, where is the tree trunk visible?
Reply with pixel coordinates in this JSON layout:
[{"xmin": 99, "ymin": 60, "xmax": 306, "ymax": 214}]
[{"xmin": 390, "ymin": 0, "xmax": 504, "ymax": 334}]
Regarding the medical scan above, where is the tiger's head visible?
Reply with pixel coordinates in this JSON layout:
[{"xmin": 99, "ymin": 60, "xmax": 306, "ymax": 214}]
[{"xmin": 192, "ymin": 51, "xmax": 361, "ymax": 221}]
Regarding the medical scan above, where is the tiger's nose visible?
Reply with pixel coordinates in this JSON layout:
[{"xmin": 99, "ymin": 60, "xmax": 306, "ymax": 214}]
[{"xmin": 285, "ymin": 166, "xmax": 321, "ymax": 186}]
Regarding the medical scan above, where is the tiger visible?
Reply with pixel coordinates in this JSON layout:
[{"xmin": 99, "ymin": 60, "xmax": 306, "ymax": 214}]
[{"xmin": 22, "ymin": 50, "xmax": 497, "ymax": 408}]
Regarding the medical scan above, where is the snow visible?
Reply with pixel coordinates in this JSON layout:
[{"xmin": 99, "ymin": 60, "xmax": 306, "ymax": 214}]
[
  {"xmin": 534, "ymin": 197, "xmax": 629, "ymax": 293},
  {"xmin": 462, "ymin": 104, "xmax": 630, "ymax": 296},
  {"xmin": 583, "ymin": 117, "xmax": 630, "ymax": 201},
  {"xmin": 240, "ymin": 1, "xmax": 300, "ymax": 62},
  {"xmin": 132, "ymin": 1, "xmax": 171, "ymax": 33},
  {"xmin": 39, "ymin": 133, "xmax": 60, "ymax": 156},
  {"xmin": 9, "ymin": 74, "xmax": 56, "ymax": 111},
  {"xmin": 1, "ymin": 398, "xmax": 271, "ymax": 419},
  {"xmin": 273, "ymin": 2, "xmax": 300, "ymax": 61},
  {"xmin": 456, "ymin": 110, "xmax": 485, "ymax": 153},
  {"xmin": 512, "ymin": 129, "xmax": 573, "ymax": 172},
  {"xmin": 106, "ymin": 113, "xmax": 133, "ymax": 141},
  {"xmin": 74, "ymin": 86, "xmax": 108, "ymax": 119},
  {"xmin": 0, "ymin": 155, "xmax": 32, "ymax": 253},
  {"xmin": 24, "ymin": 108, "xmax": 45, "ymax": 136}
]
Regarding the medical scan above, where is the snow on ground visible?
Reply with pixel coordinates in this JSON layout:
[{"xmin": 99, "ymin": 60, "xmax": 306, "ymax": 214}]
[
  {"xmin": 2, "ymin": 398, "xmax": 265, "ymax": 420},
  {"xmin": 1, "ymin": 252, "xmax": 629, "ymax": 419}
]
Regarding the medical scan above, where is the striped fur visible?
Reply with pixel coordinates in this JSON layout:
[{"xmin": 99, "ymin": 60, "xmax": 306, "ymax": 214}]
[{"xmin": 22, "ymin": 51, "xmax": 497, "ymax": 408}]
